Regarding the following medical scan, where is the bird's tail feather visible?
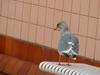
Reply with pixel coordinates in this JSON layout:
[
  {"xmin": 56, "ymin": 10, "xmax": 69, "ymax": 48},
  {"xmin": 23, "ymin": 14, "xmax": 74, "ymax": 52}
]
[{"xmin": 61, "ymin": 50, "xmax": 77, "ymax": 58}]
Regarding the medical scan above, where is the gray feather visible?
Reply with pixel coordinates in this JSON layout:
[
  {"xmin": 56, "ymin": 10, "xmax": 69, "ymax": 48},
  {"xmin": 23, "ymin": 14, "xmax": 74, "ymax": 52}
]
[{"xmin": 57, "ymin": 21, "xmax": 79, "ymax": 58}]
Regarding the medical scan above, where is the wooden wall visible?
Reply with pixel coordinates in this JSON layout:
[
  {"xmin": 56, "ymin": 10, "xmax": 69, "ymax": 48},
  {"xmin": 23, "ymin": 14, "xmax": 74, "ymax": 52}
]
[
  {"xmin": 0, "ymin": 34, "xmax": 100, "ymax": 67},
  {"xmin": 1, "ymin": 0, "xmax": 100, "ymax": 61},
  {"xmin": 0, "ymin": 34, "xmax": 61, "ymax": 64}
]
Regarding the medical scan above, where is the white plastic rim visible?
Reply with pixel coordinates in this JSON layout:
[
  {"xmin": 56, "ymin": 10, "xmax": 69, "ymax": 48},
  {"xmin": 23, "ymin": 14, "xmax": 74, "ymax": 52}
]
[{"xmin": 39, "ymin": 61, "xmax": 88, "ymax": 75}]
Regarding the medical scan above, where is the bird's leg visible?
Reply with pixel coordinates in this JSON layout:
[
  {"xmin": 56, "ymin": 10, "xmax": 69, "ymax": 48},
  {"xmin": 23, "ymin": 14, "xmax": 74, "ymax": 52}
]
[
  {"xmin": 58, "ymin": 55, "xmax": 61, "ymax": 65},
  {"xmin": 67, "ymin": 58, "xmax": 71, "ymax": 66}
]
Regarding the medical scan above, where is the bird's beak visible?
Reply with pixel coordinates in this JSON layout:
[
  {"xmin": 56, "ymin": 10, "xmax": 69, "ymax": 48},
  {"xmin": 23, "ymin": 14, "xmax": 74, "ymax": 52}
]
[
  {"xmin": 54, "ymin": 27, "xmax": 57, "ymax": 30},
  {"xmin": 54, "ymin": 27, "xmax": 60, "ymax": 31}
]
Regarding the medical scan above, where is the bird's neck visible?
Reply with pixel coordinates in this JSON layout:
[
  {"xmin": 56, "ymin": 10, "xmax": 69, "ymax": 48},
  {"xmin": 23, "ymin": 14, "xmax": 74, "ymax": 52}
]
[{"xmin": 60, "ymin": 28, "xmax": 68, "ymax": 35}]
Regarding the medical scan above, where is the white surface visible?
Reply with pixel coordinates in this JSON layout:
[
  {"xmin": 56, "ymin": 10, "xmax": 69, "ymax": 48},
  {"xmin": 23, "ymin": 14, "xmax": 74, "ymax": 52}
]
[{"xmin": 39, "ymin": 61, "xmax": 100, "ymax": 75}]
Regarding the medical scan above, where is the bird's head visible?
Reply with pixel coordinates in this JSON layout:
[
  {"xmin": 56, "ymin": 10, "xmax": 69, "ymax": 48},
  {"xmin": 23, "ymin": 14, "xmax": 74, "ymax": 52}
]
[{"xmin": 54, "ymin": 21, "xmax": 69, "ymax": 31}]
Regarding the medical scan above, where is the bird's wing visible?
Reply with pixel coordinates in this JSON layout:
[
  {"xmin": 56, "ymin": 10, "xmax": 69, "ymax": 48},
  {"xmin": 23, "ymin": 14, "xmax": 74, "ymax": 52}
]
[{"xmin": 63, "ymin": 32, "xmax": 79, "ymax": 51}]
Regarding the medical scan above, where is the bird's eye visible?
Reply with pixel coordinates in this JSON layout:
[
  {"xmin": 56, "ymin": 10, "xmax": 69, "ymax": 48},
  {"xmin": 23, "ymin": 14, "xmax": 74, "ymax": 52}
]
[{"xmin": 57, "ymin": 24, "xmax": 59, "ymax": 27}]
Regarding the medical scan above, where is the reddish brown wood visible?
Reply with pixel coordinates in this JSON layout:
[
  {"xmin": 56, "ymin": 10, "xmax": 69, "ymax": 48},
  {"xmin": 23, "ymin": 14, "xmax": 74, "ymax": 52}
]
[
  {"xmin": 93, "ymin": 61, "xmax": 100, "ymax": 67},
  {"xmin": 3, "ymin": 58, "xmax": 18, "ymax": 74},
  {"xmin": 17, "ymin": 62, "xmax": 32, "ymax": 75},
  {"xmin": 17, "ymin": 41, "xmax": 29, "ymax": 60},
  {"xmin": 11, "ymin": 60, "xmax": 24, "ymax": 75},
  {"xmin": 11, "ymin": 39, "xmax": 20, "ymax": 57},
  {"xmin": 0, "ymin": 54, "xmax": 54, "ymax": 75},
  {"xmin": 28, "ymin": 43, "xmax": 43, "ymax": 64},
  {"xmin": 0, "ymin": 55, "xmax": 11, "ymax": 71},
  {"xmin": 5, "ymin": 36, "xmax": 14, "ymax": 56},
  {"xmin": 0, "ymin": 54, "xmax": 4, "ymax": 61},
  {"xmin": 0, "ymin": 35, "xmax": 5, "ymax": 53},
  {"xmin": 0, "ymin": 34, "xmax": 100, "ymax": 67},
  {"xmin": 27, "ymin": 65, "xmax": 37, "ymax": 75},
  {"xmin": 42, "ymin": 47, "xmax": 52, "ymax": 61}
]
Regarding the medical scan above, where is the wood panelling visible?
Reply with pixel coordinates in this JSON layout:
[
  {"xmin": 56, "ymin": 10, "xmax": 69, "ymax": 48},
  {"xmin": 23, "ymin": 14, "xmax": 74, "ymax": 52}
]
[
  {"xmin": 0, "ymin": 0, "xmax": 100, "ymax": 63},
  {"xmin": 5, "ymin": 36, "xmax": 14, "ymax": 56},
  {"xmin": 0, "ymin": 0, "xmax": 100, "ymax": 62},
  {"xmin": 0, "ymin": 34, "xmax": 100, "ymax": 67},
  {"xmin": 28, "ymin": 43, "xmax": 43, "ymax": 63},
  {"xmin": 77, "ymin": 55, "xmax": 100, "ymax": 67},
  {"xmin": 17, "ymin": 62, "xmax": 33, "ymax": 75},
  {"xmin": 0, "ymin": 54, "xmax": 54, "ymax": 75},
  {"xmin": 0, "ymin": 55, "xmax": 10, "ymax": 71},
  {"xmin": 12, "ymin": 40, "xmax": 21, "ymax": 57},
  {"xmin": 0, "ymin": 35, "xmax": 5, "ymax": 53},
  {"xmin": 3, "ymin": 58, "xmax": 18, "ymax": 74},
  {"xmin": 17, "ymin": 41, "xmax": 29, "ymax": 60}
]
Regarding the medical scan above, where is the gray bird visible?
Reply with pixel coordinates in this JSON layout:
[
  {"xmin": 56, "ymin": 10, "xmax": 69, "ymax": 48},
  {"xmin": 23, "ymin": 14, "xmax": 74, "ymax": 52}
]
[{"xmin": 54, "ymin": 21, "xmax": 79, "ymax": 66}]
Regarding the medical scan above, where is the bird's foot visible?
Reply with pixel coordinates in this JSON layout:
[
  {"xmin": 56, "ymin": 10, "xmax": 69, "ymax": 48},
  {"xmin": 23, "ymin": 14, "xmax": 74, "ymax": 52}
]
[
  {"xmin": 58, "ymin": 63, "xmax": 65, "ymax": 65},
  {"xmin": 58, "ymin": 63, "xmax": 71, "ymax": 66},
  {"xmin": 67, "ymin": 63, "xmax": 71, "ymax": 66},
  {"xmin": 58, "ymin": 63, "xmax": 61, "ymax": 65}
]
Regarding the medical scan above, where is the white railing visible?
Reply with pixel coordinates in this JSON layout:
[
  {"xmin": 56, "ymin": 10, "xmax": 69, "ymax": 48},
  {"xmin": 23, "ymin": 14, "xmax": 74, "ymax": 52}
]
[{"xmin": 39, "ymin": 61, "xmax": 100, "ymax": 75}]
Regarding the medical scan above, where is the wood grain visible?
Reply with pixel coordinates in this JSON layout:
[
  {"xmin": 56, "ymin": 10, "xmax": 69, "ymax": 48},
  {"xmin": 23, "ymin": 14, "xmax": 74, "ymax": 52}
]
[{"xmin": 0, "ymin": 34, "xmax": 100, "ymax": 67}]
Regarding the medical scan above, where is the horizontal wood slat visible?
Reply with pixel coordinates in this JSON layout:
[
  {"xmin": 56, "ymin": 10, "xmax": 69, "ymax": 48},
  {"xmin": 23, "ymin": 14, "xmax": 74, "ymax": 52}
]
[
  {"xmin": 0, "ymin": 34, "xmax": 100, "ymax": 67},
  {"xmin": 0, "ymin": 35, "xmax": 5, "ymax": 53}
]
